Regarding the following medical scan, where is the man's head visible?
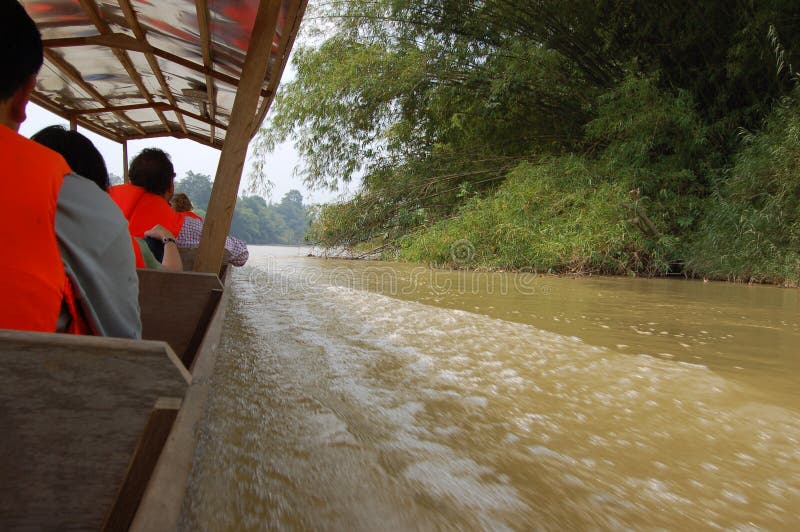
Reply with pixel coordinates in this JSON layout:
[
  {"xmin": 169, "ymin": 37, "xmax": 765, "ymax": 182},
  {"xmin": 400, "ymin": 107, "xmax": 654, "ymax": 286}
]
[
  {"xmin": 129, "ymin": 148, "xmax": 175, "ymax": 198},
  {"xmin": 32, "ymin": 125, "xmax": 110, "ymax": 191},
  {"xmin": 0, "ymin": 1, "xmax": 43, "ymax": 130}
]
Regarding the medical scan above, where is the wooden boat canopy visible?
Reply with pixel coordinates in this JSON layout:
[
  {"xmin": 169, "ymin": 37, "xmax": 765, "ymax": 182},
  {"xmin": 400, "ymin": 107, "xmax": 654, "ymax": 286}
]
[{"xmin": 24, "ymin": 0, "xmax": 304, "ymax": 150}]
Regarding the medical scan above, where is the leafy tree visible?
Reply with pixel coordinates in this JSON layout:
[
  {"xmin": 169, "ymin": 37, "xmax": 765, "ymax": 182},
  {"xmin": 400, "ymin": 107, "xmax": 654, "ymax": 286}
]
[
  {"xmin": 275, "ymin": 190, "xmax": 309, "ymax": 242},
  {"xmin": 175, "ymin": 171, "xmax": 213, "ymax": 211},
  {"xmin": 174, "ymin": 171, "xmax": 311, "ymax": 244}
]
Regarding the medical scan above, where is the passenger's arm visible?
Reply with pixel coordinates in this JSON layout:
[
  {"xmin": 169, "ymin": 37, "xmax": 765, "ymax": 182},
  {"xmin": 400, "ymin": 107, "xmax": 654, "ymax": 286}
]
[
  {"xmin": 55, "ymin": 173, "xmax": 141, "ymax": 338},
  {"xmin": 177, "ymin": 215, "xmax": 248, "ymax": 266},
  {"xmin": 224, "ymin": 234, "xmax": 249, "ymax": 266},
  {"xmin": 144, "ymin": 224, "xmax": 183, "ymax": 271}
]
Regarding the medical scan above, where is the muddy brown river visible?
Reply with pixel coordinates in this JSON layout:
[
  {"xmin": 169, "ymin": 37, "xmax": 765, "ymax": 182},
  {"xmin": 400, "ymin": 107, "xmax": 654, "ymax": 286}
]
[{"xmin": 180, "ymin": 246, "xmax": 799, "ymax": 530}]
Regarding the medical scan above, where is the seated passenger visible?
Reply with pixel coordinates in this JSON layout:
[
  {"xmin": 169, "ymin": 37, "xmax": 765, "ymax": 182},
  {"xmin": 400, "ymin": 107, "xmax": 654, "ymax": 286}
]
[
  {"xmin": 170, "ymin": 193, "xmax": 202, "ymax": 220},
  {"xmin": 0, "ymin": 2, "xmax": 140, "ymax": 338},
  {"xmin": 110, "ymin": 148, "xmax": 248, "ymax": 267},
  {"xmin": 31, "ymin": 125, "xmax": 182, "ymax": 272}
]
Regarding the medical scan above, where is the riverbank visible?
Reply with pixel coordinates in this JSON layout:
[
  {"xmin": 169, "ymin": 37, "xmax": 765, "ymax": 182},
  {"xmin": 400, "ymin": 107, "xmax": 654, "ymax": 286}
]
[
  {"xmin": 308, "ymin": 147, "xmax": 800, "ymax": 288},
  {"xmin": 304, "ymin": 75, "xmax": 800, "ymax": 289},
  {"xmin": 307, "ymin": 245, "xmax": 800, "ymax": 289}
]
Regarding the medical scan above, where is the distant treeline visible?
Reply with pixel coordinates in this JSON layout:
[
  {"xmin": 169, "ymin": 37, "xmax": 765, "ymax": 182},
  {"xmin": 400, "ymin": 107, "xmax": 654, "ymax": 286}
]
[
  {"xmin": 254, "ymin": 0, "xmax": 800, "ymax": 285},
  {"xmin": 173, "ymin": 171, "xmax": 310, "ymax": 245}
]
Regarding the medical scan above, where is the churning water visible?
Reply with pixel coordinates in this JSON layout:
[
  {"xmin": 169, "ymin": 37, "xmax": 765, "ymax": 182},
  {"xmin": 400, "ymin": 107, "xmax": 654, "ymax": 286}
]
[{"xmin": 181, "ymin": 246, "xmax": 799, "ymax": 530}]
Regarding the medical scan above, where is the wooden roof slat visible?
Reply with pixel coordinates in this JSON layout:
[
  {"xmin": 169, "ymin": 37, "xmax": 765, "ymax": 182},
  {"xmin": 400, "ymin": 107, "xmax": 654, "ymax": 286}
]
[
  {"xmin": 195, "ymin": 0, "xmax": 217, "ymax": 145},
  {"xmin": 117, "ymin": 0, "xmax": 189, "ymax": 136},
  {"xmin": 43, "ymin": 35, "xmax": 272, "ymax": 98},
  {"xmin": 42, "ymin": 48, "xmax": 146, "ymax": 135},
  {"xmin": 251, "ymin": 0, "xmax": 307, "ymax": 139},
  {"xmin": 77, "ymin": 0, "xmax": 172, "ymax": 135}
]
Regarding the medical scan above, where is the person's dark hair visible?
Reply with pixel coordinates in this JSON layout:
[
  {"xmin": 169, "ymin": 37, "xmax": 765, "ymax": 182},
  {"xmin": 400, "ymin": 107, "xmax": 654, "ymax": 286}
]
[
  {"xmin": 31, "ymin": 125, "xmax": 110, "ymax": 191},
  {"xmin": 1, "ymin": 1, "xmax": 43, "ymax": 100},
  {"xmin": 129, "ymin": 148, "xmax": 174, "ymax": 196}
]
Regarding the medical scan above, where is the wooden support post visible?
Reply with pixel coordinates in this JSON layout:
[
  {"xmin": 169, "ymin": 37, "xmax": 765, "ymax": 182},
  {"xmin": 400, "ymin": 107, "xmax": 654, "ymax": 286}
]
[
  {"xmin": 69, "ymin": 117, "xmax": 77, "ymax": 131},
  {"xmin": 123, "ymin": 139, "xmax": 129, "ymax": 183},
  {"xmin": 193, "ymin": 0, "xmax": 281, "ymax": 273}
]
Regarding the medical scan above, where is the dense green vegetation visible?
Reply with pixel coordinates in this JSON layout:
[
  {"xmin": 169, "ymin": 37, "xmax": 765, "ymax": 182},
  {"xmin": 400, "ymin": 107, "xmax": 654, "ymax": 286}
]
[
  {"xmin": 175, "ymin": 172, "xmax": 310, "ymax": 245},
  {"xmin": 255, "ymin": 0, "xmax": 800, "ymax": 284}
]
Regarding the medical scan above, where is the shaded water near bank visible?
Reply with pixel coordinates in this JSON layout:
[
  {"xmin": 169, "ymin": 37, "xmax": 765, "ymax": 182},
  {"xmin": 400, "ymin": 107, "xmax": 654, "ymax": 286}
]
[{"xmin": 181, "ymin": 246, "xmax": 799, "ymax": 530}]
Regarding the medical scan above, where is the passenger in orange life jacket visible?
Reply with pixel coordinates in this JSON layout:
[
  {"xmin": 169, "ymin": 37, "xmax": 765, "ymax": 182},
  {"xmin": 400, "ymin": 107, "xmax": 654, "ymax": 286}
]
[
  {"xmin": 31, "ymin": 125, "xmax": 182, "ymax": 272},
  {"xmin": 109, "ymin": 148, "xmax": 186, "ymax": 238},
  {"xmin": 0, "ymin": 0, "xmax": 140, "ymax": 337},
  {"xmin": 111, "ymin": 148, "xmax": 249, "ymax": 267}
]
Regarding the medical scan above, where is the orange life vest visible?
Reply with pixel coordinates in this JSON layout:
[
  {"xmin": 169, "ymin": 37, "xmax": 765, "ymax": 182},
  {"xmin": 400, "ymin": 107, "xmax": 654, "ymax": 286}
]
[
  {"xmin": 109, "ymin": 183, "xmax": 186, "ymax": 238},
  {"xmin": 0, "ymin": 125, "xmax": 78, "ymax": 332}
]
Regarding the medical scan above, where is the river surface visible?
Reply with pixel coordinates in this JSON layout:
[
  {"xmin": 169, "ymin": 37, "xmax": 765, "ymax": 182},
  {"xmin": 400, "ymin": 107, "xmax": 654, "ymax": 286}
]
[{"xmin": 181, "ymin": 246, "xmax": 799, "ymax": 530}]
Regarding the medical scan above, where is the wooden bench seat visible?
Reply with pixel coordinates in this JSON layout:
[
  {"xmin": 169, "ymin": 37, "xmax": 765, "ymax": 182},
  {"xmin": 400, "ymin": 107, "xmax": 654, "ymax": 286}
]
[
  {"xmin": 0, "ymin": 330, "xmax": 189, "ymax": 531},
  {"xmin": 137, "ymin": 269, "xmax": 224, "ymax": 370}
]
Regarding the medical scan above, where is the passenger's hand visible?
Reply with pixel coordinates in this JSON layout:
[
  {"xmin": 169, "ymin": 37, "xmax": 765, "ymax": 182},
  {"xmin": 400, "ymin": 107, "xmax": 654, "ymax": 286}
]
[{"xmin": 144, "ymin": 224, "xmax": 175, "ymax": 241}]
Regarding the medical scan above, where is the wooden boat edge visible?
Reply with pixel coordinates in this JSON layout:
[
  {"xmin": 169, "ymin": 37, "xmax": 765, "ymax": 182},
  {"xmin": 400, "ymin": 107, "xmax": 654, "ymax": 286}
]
[{"xmin": 129, "ymin": 266, "xmax": 233, "ymax": 531}]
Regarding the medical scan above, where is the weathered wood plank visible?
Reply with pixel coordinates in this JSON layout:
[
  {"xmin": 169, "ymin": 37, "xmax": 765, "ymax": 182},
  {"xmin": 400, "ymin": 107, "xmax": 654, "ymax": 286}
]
[
  {"xmin": 0, "ymin": 331, "xmax": 188, "ymax": 531},
  {"xmin": 102, "ymin": 399, "xmax": 181, "ymax": 532},
  {"xmin": 138, "ymin": 269, "xmax": 224, "ymax": 367}
]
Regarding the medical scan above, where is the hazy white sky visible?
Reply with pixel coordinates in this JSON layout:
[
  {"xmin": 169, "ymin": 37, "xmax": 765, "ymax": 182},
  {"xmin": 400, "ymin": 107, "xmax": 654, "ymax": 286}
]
[{"xmin": 18, "ymin": 103, "xmax": 341, "ymax": 205}]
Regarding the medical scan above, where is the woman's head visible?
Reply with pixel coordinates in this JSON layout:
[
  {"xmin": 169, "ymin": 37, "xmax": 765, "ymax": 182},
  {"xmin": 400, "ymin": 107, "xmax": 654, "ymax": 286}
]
[
  {"xmin": 129, "ymin": 147, "xmax": 175, "ymax": 197},
  {"xmin": 171, "ymin": 193, "xmax": 194, "ymax": 212},
  {"xmin": 31, "ymin": 125, "xmax": 110, "ymax": 191}
]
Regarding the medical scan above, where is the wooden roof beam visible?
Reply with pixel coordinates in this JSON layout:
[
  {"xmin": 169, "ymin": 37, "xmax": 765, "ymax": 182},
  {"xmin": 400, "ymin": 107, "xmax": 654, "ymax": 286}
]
[
  {"xmin": 42, "ymin": 49, "xmax": 146, "ymax": 135},
  {"xmin": 70, "ymin": 103, "xmax": 227, "ymax": 132},
  {"xmin": 117, "ymin": 0, "xmax": 189, "ymax": 136},
  {"xmin": 195, "ymin": 0, "xmax": 217, "ymax": 145},
  {"xmin": 125, "ymin": 131, "xmax": 223, "ymax": 150},
  {"xmin": 193, "ymin": 0, "xmax": 282, "ymax": 273},
  {"xmin": 42, "ymin": 35, "xmax": 273, "ymax": 98},
  {"xmin": 69, "ymin": 102, "xmax": 172, "ymax": 115},
  {"xmin": 32, "ymin": 95, "xmax": 224, "ymax": 150},
  {"xmin": 30, "ymin": 92, "xmax": 123, "ymax": 142},
  {"xmin": 77, "ymin": 0, "xmax": 172, "ymax": 135}
]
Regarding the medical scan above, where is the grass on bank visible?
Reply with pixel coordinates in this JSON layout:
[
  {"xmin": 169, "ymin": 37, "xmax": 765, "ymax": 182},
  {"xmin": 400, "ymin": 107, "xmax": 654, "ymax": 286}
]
[
  {"xmin": 397, "ymin": 156, "xmax": 668, "ymax": 275},
  {"xmin": 309, "ymin": 78, "xmax": 800, "ymax": 286},
  {"xmin": 686, "ymin": 90, "xmax": 800, "ymax": 285}
]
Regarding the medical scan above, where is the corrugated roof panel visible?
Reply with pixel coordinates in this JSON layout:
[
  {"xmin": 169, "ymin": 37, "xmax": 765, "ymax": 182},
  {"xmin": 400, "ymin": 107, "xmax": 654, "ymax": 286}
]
[
  {"xmin": 134, "ymin": 0, "xmax": 205, "ymax": 60},
  {"xmin": 26, "ymin": 0, "xmax": 99, "ymax": 39},
  {"xmin": 183, "ymin": 115, "xmax": 215, "ymax": 137},
  {"xmin": 57, "ymin": 45, "xmax": 140, "ymax": 101},
  {"xmin": 213, "ymin": 80, "xmax": 237, "ymax": 120},
  {"xmin": 35, "ymin": 60, "xmax": 95, "ymax": 107},
  {"xmin": 127, "ymin": 51, "xmax": 166, "ymax": 98},
  {"xmin": 123, "ymin": 108, "xmax": 163, "ymax": 129}
]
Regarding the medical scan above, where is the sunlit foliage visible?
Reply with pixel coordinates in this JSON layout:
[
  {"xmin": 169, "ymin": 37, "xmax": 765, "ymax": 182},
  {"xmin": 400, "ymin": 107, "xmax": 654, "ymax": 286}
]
[{"xmin": 254, "ymin": 0, "xmax": 800, "ymax": 282}]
